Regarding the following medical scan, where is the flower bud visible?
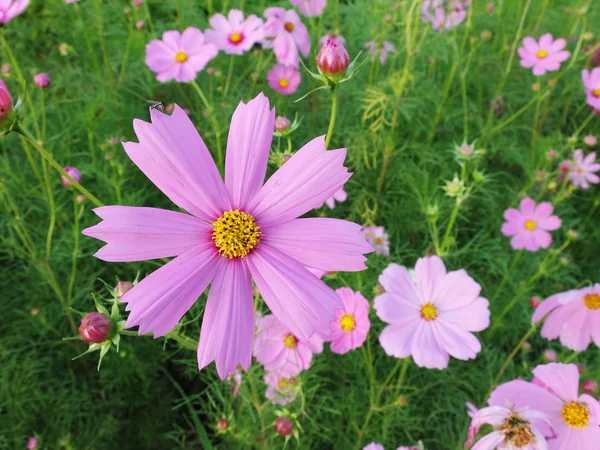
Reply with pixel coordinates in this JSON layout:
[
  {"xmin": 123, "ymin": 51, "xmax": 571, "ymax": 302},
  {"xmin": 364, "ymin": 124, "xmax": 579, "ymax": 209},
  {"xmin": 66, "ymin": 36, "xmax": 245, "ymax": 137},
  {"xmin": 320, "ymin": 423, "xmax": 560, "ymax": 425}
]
[
  {"xmin": 61, "ymin": 166, "xmax": 81, "ymax": 187},
  {"xmin": 583, "ymin": 135, "xmax": 597, "ymax": 146},
  {"xmin": 543, "ymin": 349, "xmax": 557, "ymax": 362},
  {"xmin": 529, "ymin": 297, "xmax": 540, "ymax": 308},
  {"xmin": 583, "ymin": 380, "xmax": 597, "ymax": 393},
  {"xmin": 133, "ymin": 0, "xmax": 142, "ymax": 6},
  {"xmin": 217, "ymin": 418, "xmax": 229, "ymax": 431},
  {"xmin": 458, "ymin": 143, "xmax": 474, "ymax": 158},
  {"xmin": 274, "ymin": 116, "xmax": 291, "ymax": 132},
  {"xmin": 27, "ymin": 437, "xmax": 39, "ymax": 450},
  {"xmin": 546, "ymin": 150, "xmax": 557, "ymax": 159},
  {"xmin": 115, "ymin": 281, "xmax": 134, "ymax": 298},
  {"xmin": 79, "ymin": 312, "xmax": 112, "ymax": 343},
  {"xmin": 522, "ymin": 342, "xmax": 532, "ymax": 351},
  {"xmin": 274, "ymin": 417, "xmax": 293, "ymax": 437},
  {"xmin": 566, "ymin": 229, "xmax": 579, "ymax": 240},
  {"xmin": 75, "ymin": 194, "xmax": 87, "ymax": 203},
  {"xmin": 0, "ymin": 78, "xmax": 13, "ymax": 124},
  {"xmin": 33, "ymin": 73, "xmax": 51, "ymax": 89},
  {"xmin": 558, "ymin": 161, "xmax": 571, "ymax": 173},
  {"xmin": 577, "ymin": 363, "xmax": 587, "ymax": 374},
  {"xmin": 59, "ymin": 43, "xmax": 69, "ymax": 56},
  {"xmin": 136, "ymin": 20, "xmax": 145, "ymax": 29},
  {"xmin": 531, "ymin": 82, "xmax": 541, "ymax": 92},
  {"xmin": 316, "ymin": 38, "xmax": 350, "ymax": 80},
  {"xmin": 1, "ymin": 64, "xmax": 10, "ymax": 74},
  {"xmin": 444, "ymin": 176, "xmax": 464, "ymax": 197}
]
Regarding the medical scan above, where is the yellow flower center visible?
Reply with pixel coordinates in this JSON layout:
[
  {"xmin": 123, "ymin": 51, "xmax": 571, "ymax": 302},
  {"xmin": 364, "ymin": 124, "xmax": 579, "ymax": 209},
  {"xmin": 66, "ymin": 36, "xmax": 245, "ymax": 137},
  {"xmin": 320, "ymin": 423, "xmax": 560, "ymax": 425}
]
[
  {"xmin": 561, "ymin": 402, "xmax": 589, "ymax": 428},
  {"xmin": 339, "ymin": 314, "xmax": 356, "ymax": 332},
  {"xmin": 278, "ymin": 378, "xmax": 289, "ymax": 389},
  {"xmin": 229, "ymin": 32, "xmax": 243, "ymax": 44},
  {"xmin": 283, "ymin": 333, "xmax": 298, "ymax": 349},
  {"xmin": 278, "ymin": 78, "xmax": 289, "ymax": 88},
  {"xmin": 501, "ymin": 414, "xmax": 535, "ymax": 447},
  {"xmin": 374, "ymin": 237, "xmax": 383, "ymax": 245},
  {"xmin": 584, "ymin": 293, "xmax": 600, "ymax": 310},
  {"xmin": 420, "ymin": 303, "xmax": 438, "ymax": 321},
  {"xmin": 284, "ymin": 22, "xmax": 294, "ymax": 32},
  {"xmin": 592, "ymin": 89, "xmax": 600, "ymax": 98},
  {"xmin": 524, "ymin": 219, "xmax": 537, "ymax": 231},
  {"xmin": 537, "ymin": 49, "xmax": 548, "ymax": 59},
  {"xmin": 212, "ymin": 210, "xmax": 261, "ymax": 259},
  {"xmin": 175, "ymin": 52, "xmax": 188, "ymax": 63},
  {"xmin": 438, "ymin": 21, "xmax": 445, "ymax": 28},
  {"xmin": 577, "ymin": 167, "xmax": 584, "ymax": 174}
]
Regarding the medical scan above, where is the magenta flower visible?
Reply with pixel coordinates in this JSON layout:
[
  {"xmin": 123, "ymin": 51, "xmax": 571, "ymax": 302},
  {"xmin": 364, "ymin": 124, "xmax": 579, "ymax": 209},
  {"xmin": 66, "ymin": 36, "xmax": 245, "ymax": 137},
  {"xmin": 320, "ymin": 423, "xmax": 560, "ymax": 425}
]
[
  {"xmin": 204, "ymin": 9, "xmax": 264, "ymax": 55},
  {"xmin": 569, "ymin": 149, "xmax": 600, "ymax": 189},
  {"xmin": 0, "ymin": 78, "xmax": 12, "ymax": 124},
  {"xmin": 364, "ymin": 40, "xmax": 397, "ymax": 65},
  {"xmin": 263, "ymin": 7, "xmax": 310, "ymax": 68},
  {"xmin": 319, "ymin": 32, "xmax": 345, "ymax": 47},
  {"xmin": 145, "ymin": 27, "xmax": 218, "ymax": 83},
  {"xmin": 374, "ymin": 257, "xmax": 490, "ymax": 369},
  {"xmin": 518, "ymin": 34, "xmax": 570, "ymax": 76},
  {"xmin": 582, "ymin": 68, "xmax": 600, "ymax": 111},
  {"xmin": 489, "ymin": 363, "xmax": 600, "ymax": 449},
  {"xmin": 0, "ymin": 0, "xmax": 29, "ymax": 23},
  {"xmin": 290, "ymin": 0, "xmax": 326, "ymax": 17},
  {"xmin": 362, "ymin": 226, "xmax": 389, "ymax": 257},
  {"xmin": 26, "ymin": 437, "xmax": 38, "ymax": 450},
  {"xmin": 501, "ymin": 198, "xmax": 561, "ymax": 252},
  {"xmin": 322, "ymin": 187, "xmax": 347, "ymax": 209},
  {"xmin": 532, "ymin": 284, "xmax": 600, "ymax": 352},
  {"xmin": 82, "ymin": 94, "xmax": 370, "ymax": 379},
  {"xmin": 264, "ymin": 368, "xmax": 299, "ymax": 405},
  {"xmin": 79, "ymin": 312, "xmax": 112, "ymax": 344},
  {"xmin": 253, "ymin": 313, "xmax": 323, "ymax": 373},
  {"xmin": 327, "ymin": 288, "xmax": 370, "ymax": 355},
  {"xmin": 33, "ymin": 73, "xmax": 51, "ymax": 89},
  {"xmin": 61, "ymin": 166, "xmax": 81, "ymax": 187},
  {"xmin": 267, "ymin": 64, "xmax": 301, "ymax": 95}
]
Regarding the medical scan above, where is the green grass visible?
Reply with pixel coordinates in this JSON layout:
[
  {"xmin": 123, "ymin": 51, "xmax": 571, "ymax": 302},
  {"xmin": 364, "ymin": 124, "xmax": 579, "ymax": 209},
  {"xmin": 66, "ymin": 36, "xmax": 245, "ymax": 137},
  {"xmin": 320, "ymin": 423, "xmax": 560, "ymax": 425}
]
[{"xmin": 1, "ymin": 0, "xmax": 599, "ymax": 449}]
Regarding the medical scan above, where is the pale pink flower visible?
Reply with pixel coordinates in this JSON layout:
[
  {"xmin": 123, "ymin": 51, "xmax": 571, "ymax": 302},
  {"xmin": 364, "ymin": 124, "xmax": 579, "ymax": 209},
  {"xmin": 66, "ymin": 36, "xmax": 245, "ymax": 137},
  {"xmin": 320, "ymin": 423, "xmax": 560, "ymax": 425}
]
[
  {"xmin": 263, "ymin": 7, "xmax": 310, "ymax": 68},
  {"xmin": 582, "ymin": 68, "xmax": 600, "ymax": 111},
  {"xmin": 501, "ymin": 198, "xmax": 561, "ymax": 252},
  {"xmin": 290, "ymin": 0, "xmax": 326, "ymax": 17},
  {"xmin": 532, "ymin": 284, "xmax": 600, "ymax": 352},
  {"xmin": 518, "ymin": 34, "xmax": 570, "ymax": 76},
  {"xmin": 364, "ymin": 40, "xmax": 397, "ymax": 65},
  {"xmin": 374, "ymin": 257, "xmax": 490, "ymax": 369},
  {"xmin": 0, "ymin": 0, "xmax": 29, "ymax": 23},
  {"xmin": 489, "ymin": 363, "xmax": 600, "ymax": 449},
  {"xmin": 362, "ymin": 226, "xmax": 389, "ymax": 256},
  {"xmin": 267, "ymin": 64, "xmax": 301, "ymax": 95},
  {"xmin": 322, "ymin": 187, "xmax": 347, "ymax": 209},
  {"xmin": 583, "ymin": 135, "xmax": 597, "ymax": 146},
  {"xmin": 145, "ymin": 27, "xmax": 218, "ymax": 83},
  {"xmin": 425, "ymin": 1, "xmax": 468, "ymax": 31},
  {"xmin": 319, "ymin": 32, "xmax": 345, "ymax": 47},
  {"xmin": 569, "ymin": 149, "xmax": 600, "ymax": 189},
  {"xmin": 205, "ymin": 10, "xmax": 264, "ymax": 55},
  {"xmin": 327, "ymin": 288, "xmax": 370, "ymax": 354},
  {"xmin": 264, "ymin": 368, "xmax": 299, "ymax": 405}
]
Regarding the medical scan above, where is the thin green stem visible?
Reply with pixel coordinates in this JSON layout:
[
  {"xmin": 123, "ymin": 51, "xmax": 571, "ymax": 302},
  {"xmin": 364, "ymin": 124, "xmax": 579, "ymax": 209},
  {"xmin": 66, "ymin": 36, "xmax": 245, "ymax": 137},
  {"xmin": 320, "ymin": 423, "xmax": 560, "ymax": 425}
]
[
  {"xmin": 325, "ymin": 86, "xmax": 338, "ymax": 149},
  {"xmin": 190, "ymin": 80, "xmax": 223, "ymax": 169},
  {"xmin": 223, "ymin": 55, "xmax": 235, "ymax": 97},
  {"xmin": 439, "ymin": 200, "xmax": 461, "ymax": 255}
]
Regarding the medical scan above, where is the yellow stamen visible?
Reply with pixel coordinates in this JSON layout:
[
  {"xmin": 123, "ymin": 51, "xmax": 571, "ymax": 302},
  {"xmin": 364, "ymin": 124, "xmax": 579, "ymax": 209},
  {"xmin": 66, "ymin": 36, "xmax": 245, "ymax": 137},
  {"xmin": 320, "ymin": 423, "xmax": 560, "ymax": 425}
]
[
  {"xmin": 278, "ymin": 378, "xmax": 289, "ymax": 389},
  {"xmin": 584, "ymin": 293, "xmax": 600, "ymax": 310},
  {"xmin": 524, "ymin": 220, "xmax": 537, "ymax": 231},
  {"xmin": 229, "ymin": 32, "xmax": 243, "ymax": 44},
  {"xmin": 420, "ymin": 303, "xmax": 438, "ymax": 321},
  {"xmin": 339, "ymin": 314, "xmax": 356, "ymax": 332},
  {"xmin": 284, "ymin": 22, "xmax": 294, "ymax": 32},
  {"xmin": 212, "ymin": 210, "xmax": 261, "ymax": 259},
  {"xmin": 592, "ymin": 89, "xmax": 600, "ymax": 98},
  {"xmin": 561, "ymin": 402, "xmax": 589, "ymax": 428},
  {"xmin": 537, "ymin": 49, "xmax": 548, "ymax": 59},
  {"xmin": 175, "ymin": 52, "xmax": 188, "ymax": 63},
  {"xmin": 283, "ymin": 333, "xmax": 298, "ymax": 349},
  {"xmin": 374, "ymin": 237, "xmax": 383, "ymax": 245},
  {"xmin": 278, "ymin": 78, "xmax": 289, "ymax": 88}
]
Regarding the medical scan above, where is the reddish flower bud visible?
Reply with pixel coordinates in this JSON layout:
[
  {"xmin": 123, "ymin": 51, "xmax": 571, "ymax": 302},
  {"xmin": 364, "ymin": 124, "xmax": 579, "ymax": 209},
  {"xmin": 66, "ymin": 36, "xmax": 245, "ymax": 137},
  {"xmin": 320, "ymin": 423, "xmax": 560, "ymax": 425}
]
[
  {"xmin": 27, "ymin": 437, "xmax": 38, "ymax": 450},
  {"xmin": 33, "ymin": 73, "xmax": 51, "ymax": 89},
  {"xmin": 217, "ymin": 418, "xmax": 229, "ymax": 431},
  {"xmin": 274, "ymin": 417, "xmax": 293, "ymax": 437},
  {"xmin": 0, "ymin": 78, "xmax": 13, "ymax": 124},
  {"xmin": 274, "ymin": 116, "xmax": 291, "ymax": 132},
  {"xmin": 79, "ymin": 312, "xmax": 112, "ymax": 343},
  {"xmin": 543, "ymin": 349, "xmax": 557, "ymax": 362},
  {"xmin": 115, "ymin": 281, "xmax": 134, "ymax": 298},
  {"xmin": 529, "ymin": 297, "xmax": 540, "ymax": 308},
  {"xmin": 546, "ymin": 150, "xmax": 557, "ymax": 159},
  {"xmin": 316, "ymin": 39, "xmax": 350, "ymax": 79},
  {"xmin": 132, "ymin": 0, "xmax": 142, "ymax": 6},
  {"xmin": 61, "ymin": 166, "xmax": 81, "ymax": 187},
  {"xmin": 583, "ymin": 380, "xmax": 597, "ymax": 393},
  {"xmin": 522, "ymin": 342, "xmax": 532, "ymax": 351}
]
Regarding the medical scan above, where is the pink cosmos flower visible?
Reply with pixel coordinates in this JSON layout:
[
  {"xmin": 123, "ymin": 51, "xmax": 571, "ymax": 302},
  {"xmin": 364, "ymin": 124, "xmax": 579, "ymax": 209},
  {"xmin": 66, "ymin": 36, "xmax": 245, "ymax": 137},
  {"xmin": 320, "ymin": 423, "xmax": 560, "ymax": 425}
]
[
  {"xmin": 145, "ymin": 27, "xmax": 218, "ymax": 83},
  {"xmin": 582, "ymin": 68, "xmax": 600, "ymax": 111},
  {"xmin": 61, "ymin": 166, "xmax": 81, "ymax": 187},
  {"xmin": 267, "ymin": 64, "xmax": 301, "ymax": 95},
  {"xmin": 569, "ymin": 149, "xmax": 600, "ymax": 189},
  {"xmin": 362, "ymin": 226, "xmax": 389, "ymax": 256},
  {"xmin": 322, "ymin": 187, "xmax": 347, "ymax": 209},
  {"xmin": 327, "ymin": 288, "xmax": 370, "ymax": 355},
  {"xmin": 501, "ymin": 198, "xmax": 561, "ymax": 252},
  {"xmin": 290, "ymin": 0, "xmax": 326, "ymax": 17},
  {"xmin": 319, "ymin": 32, "xmax": 345, "ymax": 47},
  {"xmin": 204, "ymin": 9, "xmax": 264, "ymax": 55},
  {"xmin": 0, "ymin": 78, "xmax": 12, "ymax": 124},
  {"xmin": 532, "ymin": 284, "xmax": 600, "ymax": 352},
  {"xmin": 364, "ymin": 41, "xmax": 397, "ymax": 65},
  {"xmin": 374, "ymin": 257, "xmax": 489, "ymax": 369},
  {"xmin": 489, "ymin": 363, "xmax": 600, "ymax": 449},
  {"xmin": 0, "ymin": 0, "xmax": 29, "ymax": 23},
  {"xmin": 264, "ymin": 368, "xmax": 299, "ymax": 405},
  {"xmin": 465, "ymin": 404, "xmax": 550, "ymax": 449},
  {"xmin": 518, "ymin": 34, "xmax": 570, "ymax": 76},
  {"xmin": 253, "ymin": 313, "xmax": 323, "ymax": 373},
  {"xmin": 82, "ymin": 94, "xmax": 371, "ymax": 379},
  {"xmin": 263, "ymin": 7, "xmax": 310, "ymax": 68},
  {"xmin": 424, "ymin": 1, "xmax": 468, "ymax": 31}
]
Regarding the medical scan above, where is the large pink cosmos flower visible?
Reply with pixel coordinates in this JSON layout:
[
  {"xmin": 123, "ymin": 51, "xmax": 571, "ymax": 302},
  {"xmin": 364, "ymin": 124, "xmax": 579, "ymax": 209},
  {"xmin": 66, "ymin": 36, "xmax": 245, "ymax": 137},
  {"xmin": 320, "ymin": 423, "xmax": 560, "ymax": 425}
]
[
  {"xmin": 532, "ymin": 284, "xmax": 600, "ymax": 352},
  {"xmin": 569, "ymin": 149, "xmax": 600, "ymax": 189},
  {"xmin": 518, "ymin": 34, "xmax": 570, "ymax": 76},
  {"xmin": 582, "ymin": 68, "xmax": 600, "ymax": 111},
  {"xmin": 489, "ymin": 363, "xmax": 600, "ymax": 450},
  {"xmin": 204, "ymin": 9, "xmax": 264, "ymax": 55},
  {"xmin": 290, "ymin": 0, "xmax": 326, "ymax": 17},
  {"xmin": 501, "ymin": 198, "xmax": 561, "ymax": 252},
  {"xmin": 0, "ymin": 0, "xmax": 29, "ymax": 23},
  {"xmin": 374, "ymin": 257, "xmax": 489, "ymax": 369},
  {"xmin": 263, "ymin": 7, "xmax": 310, "ymax": 68},
  {"xmin": 82, "ymin": 94, "xmax": 372, "ymax": 379},
  {"xmin": 326, "ymin": 288, "xmax": 370, "ymax": 355},
  {"xmin": 145, "ymin": 27, "xmax": 218, "ymax": 83},
  {"xmin": 322, "ymin": 187, "xmax": 347, "ymax": 209},
  {"xmin": 253, "ymin": 313, "xmax": 324, "ymax": 373},
  {"xmin": 267, "ymin": 64, "xmax": 301, "ymax": 95}
]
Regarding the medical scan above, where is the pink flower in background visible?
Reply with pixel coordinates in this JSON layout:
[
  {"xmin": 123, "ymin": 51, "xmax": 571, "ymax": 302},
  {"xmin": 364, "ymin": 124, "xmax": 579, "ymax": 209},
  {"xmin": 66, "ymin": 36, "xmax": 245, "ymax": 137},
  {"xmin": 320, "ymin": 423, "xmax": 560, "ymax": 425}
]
[
  {"xmin": 263, "ymin": 7, "xmax": 310, "ymax": 68},
  {"xmin": 65, "ymin": 0, "xmax": 80, "ymax": 3},
  {"xmin": 532, "ymin": 284, "xmax": 600, "ymax": 352},
  {"xmin": 33, "ymin": 73, "xmax": 51, "ymax": 88},
  {"xmin": 253, "ymin": 313, "xmax": 323, "ymax": 373},
  {"xmin": 421, "ymin": 0, "xmax": 442, "ymax": 23},
  {"xmin": 61, "ymin": 166, "xmax": 81, "ymax": 187},
  {"xmin": 319, "ymin": 32, "xmax": 345, "ymax": 47},
  {"xmin": 569, "ymin": 149, "xmax": 600, "ymax": 189},
  {"xmin": 145, "ymin": 27, "xmax": 218, "ymax": 83},
  {"xmin": 374, "ymin": 257, "xmax": 490, "ymax": 369},
  {"xmin": 0, "ymin": 78, "xmax": 13, "ymax": 123},
  {"xmin": 582, "ymin": 68, "xmax": 600, "ymax": 111},
  {"xmin": 327, "ymin": 288, "xmax": 370, "ymax": 354},
  {"xmin": 424, "ymin": 1, "xmax": 468, "ymax": 31},
  {"xmin": 501, "ymin": 197, "xmax": 561, "ymax": 252},
  {"xmin": 267, "ymin": 64, "xmax": 301, "ymax": 95},
  {"xmin": 362, "ymin": 226, "xmax": 389, "ymax": 256},
  {"xmin": 83, "ymin": 94, "xmax": 371, "ymax": 379},
  {"xmin": 363, "ymin": 444, "xmax": 384, "ymax": 450},
  {"xmin": 583, "ymin": 135, "xmax": 597, "ymax": 146},
  {"xmin": 205, "ymin": 10, "xmax": 264, "ymax": 55},
  {"xmin": 0, "ymin": 0, "xmax": 29, "ymax": 23},
  {"xmin": 583, "ymin": 380, "xmax": 598, "ymax": 393},
  {"xmin": 489, "ymin": 363, "xmax": 600, "ymax": 449},
  {"xmin": 135, "ymin": 20, "xmax": 144, "ymax": 29},
  {"xmin": 226, "ymin": 368, "xmax": 242, "ymax": 396},
  {"xmin": 290, "ymin": 0, "xmax": 326, "ymax": 17},
  {"xmin": 518, "ymin": 34, "xmax": 570, "ymax": 76},
  {"xmin": 264, "ymin": 368, "xmax": 299, "ymax": 405},
  {"xmin": 322, "ymin": 187, "xmax": 347, "ymax": 209},
  {"xmin": 364, "ymin": 41, "xmax": 397, "ymax": 64}
]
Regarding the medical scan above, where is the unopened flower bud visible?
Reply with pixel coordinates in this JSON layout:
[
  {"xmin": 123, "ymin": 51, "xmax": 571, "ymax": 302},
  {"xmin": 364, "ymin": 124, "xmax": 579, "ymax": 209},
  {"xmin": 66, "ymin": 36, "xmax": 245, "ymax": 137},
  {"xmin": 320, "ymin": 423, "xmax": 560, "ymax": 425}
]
[
  {"xmin": 537, "ymin": 170, "xmax": 545, "ymax": 179},
  {"xmin": 374, "ymin": 284, "xmax": 384, "ymax": 295},
  {"xmin": 529, "ymin": 297, "xmax": 540, "ymax": 308},
  {"xmin": 481, "ymin": 31, "xmax": 491, "ymax": 40},
  {"xmin": 583, "ymin": 32, "xmax": 593, "ymax": 41},
  {"xmin": 61, "ymin": 166, "xmax": 81, "ymax": 187},
  {"xmin": 34, "ymin": 73, "xmax": 51, "ymax": 89},
  {"xmin": 582, "ymin": 380, "xmax": 597, "ymax": 393},
  {"xmin": 560, "ymin": 256, "xmax": 569, "ymax": 265},
  {"xmin": 458, "ymin": 143, "xmax": 474, "ymax": 158},
  {"xmin": 531, "ymin": 82, "xmax": 541, "ymax": 92},
  {"xmin": 577, "ymin": 364, "xmax": 587, "ymax": 374},
  {"xmin": 316, "ymin": 38, "xmax": 350, "ymax": 80},
  {"xmin": 0, "ymin": 78, "xmax": 13, "ymax": 124},
  {"xmin": 583, "ymin": 135, "xmax": 597, "ymax": 146},
  {"xmin": 397, "ymin": 396, "xmax": 407, "ymax": 406},
  {"xmin": 444, "ymin": 176, "xmax": 464, "ymax": 197},
  {"xmin": 59, "ymin": 43, "xmax": 69, "ymax": 56},
  {"xmin": 217, "ymin": 418, "xmax": 229, "ymax": 431},
  {"xmin": 136, "ymin": 20, "xmax": 145, "ymax": 29},
  {"xmin": 548, "ymin": 79, "xmax": 556, "ymax": 87},
  {"xmin": 425, "ymin": 204, "xmax": 439, "ymax": 220},
  {"xmin": 31, "ymin": 308, "xmax": 40, "ymax": 316},
  {"xmin": 1, "ymin": 63, "xmax": 11, "ymax": 74},
  {"xmin": 522, "ymin": 342, "xmax": 532, "ymax": 351},
  {"xmin": 547, "ymin": 181, "xmax": 557, "ymax": 191},
  {"xmin": 274, "ymin": 417, "xmax": 293, "ymax": 437},
  {"xmin": 115, "ymin": 281, "xmax": 134, "ymax": 298},
  {"xmin": 132, "ymin": 0, "xmax": 142, "ymax": 6},
  {"xmin": 27, "ymin": 437, "xmax": 38, "ymax": 450},
  {"xmin": 558, "ymin": 161, "xmax": 571, "ymax": 173},
  {"xmin": 546, "ymin": 150, "xmax": 557, "ymax": 159},
  {"xmin": 275, "ymin": 116, "xmax": 291, "ymax": 132},
  {"xmin": 76, "ymin": 194, "xmax": 87, "ymax": 203},
  {"xmin": 473, "ymin": 171, "xmax": 486, "ymax": 183},
  {"xmin": 79, "ymin": 312, "xmax": 112, "ymax": 344},
  {"xmin": 567, "ymin": 136, "xmax": 577, "ymax": 144},
  {"xmin": 543, "ymin": 349, "xmax": 558, "ymax": 362}
]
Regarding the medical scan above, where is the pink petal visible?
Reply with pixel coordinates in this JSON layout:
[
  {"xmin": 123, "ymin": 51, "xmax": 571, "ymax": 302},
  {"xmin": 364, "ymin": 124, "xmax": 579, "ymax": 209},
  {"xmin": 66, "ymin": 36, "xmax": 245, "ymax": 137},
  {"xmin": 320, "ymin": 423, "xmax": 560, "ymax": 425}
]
[
  {"xmin": 378, "ymin": 263, "xmax": 421, "ymax": 304},
  {"xmin": 549, "ymin": 38, "xmax": 566, "ymax": 52},
  {"xmin": 414, "ymin": 256, "xmax": 447, "ymax": 304},
  {"xmin": 471, "ymin": 431, "xmax": 505, "ymax": 450},
  {"xmin": 197, "ymin": 259, "xmax": 254, "ymax": 379},
  {"xmin": 520, "ymin": 197, "xmax": 536, "ymax": 217},
  {"xmin": 532, "ymin": 293, "xmax": 562, "ymax": 323},
  {"xmin": 378, "ymin": 320, "xmax": 420, "ymax": 359},
  {"xmin": 539, "ymin": 33, "xmax": 553, "ymax": 48},
  {"xmin": 559, "ymin": 307, "xmax": 592, "ymax": 351},
  {"xmin": 540, "ymin": 299, "xmax": 581, "ymax": 340},
  {"xmin": 533, "ymin": 229, "xmax": 552, "ymax": 249},
  {"xmin": 433, "ymin": 321, "xmax": 481, "ymax": 361},
  {"xmin": 538, "ymin": 215, "xmax": 561, "ymax": 231},
  {"xmin": 225, "ymin": 94, "xmax": 275, "ymax": 209},
  {"xmin": 533, "ymin": 202, "xmax": 554, "ymax": 220},
  {"xmin": 533, "ymin": 363, "xmax": 580, "ymax": 402},
  {"xmin": 440, "ymin": 297, "xmax": 490, "ymax": 332},
  {"xmin": 374, "ymin": 292, "xmax": 420, "ymax": 324},
  {"xmin": 503, "ymin": 207, "xmax": 521, "ymax": 221},
  {"xmin": 501, "ymin": 220, "xmax": 521, "ymax": 236},
  {"xmin": 433, "ymin": 269, "xmax": 482, "ymax": 310},
  {"xmin": 411, "ymin": 322, "xmax": 449, "ymax": 369}
]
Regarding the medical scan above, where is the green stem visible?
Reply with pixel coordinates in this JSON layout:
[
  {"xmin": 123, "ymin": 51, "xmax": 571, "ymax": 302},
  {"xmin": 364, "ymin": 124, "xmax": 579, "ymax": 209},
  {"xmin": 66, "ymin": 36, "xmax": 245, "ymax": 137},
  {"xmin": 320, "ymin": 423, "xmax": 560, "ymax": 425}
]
[
  {"xmin": 68, "ymin": 200, "xmax": 84, "ymax": 305},
  {"xmin": 439, "ymin": 200, "xmax": 461, "ymax": 255},
  {"xmin": 190, "ymin": 80, "xmax": 223, "ymax": 169},
  {"xmin": 223, "ymin": 55, "xmax": 235, "ymax": 97},
  {"xmin": 490, "ymin": 250, "xmax": 523, "ymax": 304},
  {"xmin": 325, "ymin": 85, "xmax": 338, "ymax": 149}
]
